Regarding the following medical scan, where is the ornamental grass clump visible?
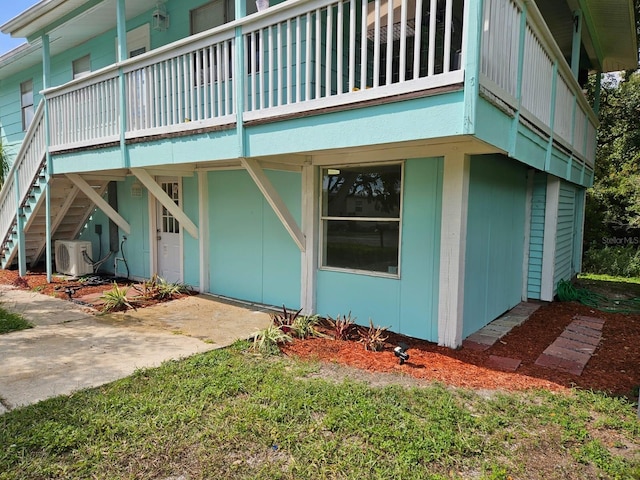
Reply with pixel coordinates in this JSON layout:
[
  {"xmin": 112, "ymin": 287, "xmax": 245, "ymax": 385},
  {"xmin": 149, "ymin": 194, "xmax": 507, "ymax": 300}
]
[
  {"xmin": 251, "ymin": 324, "xmax": 293, "ymax": 355},
  {"xmin": 100, "ymin": 283, "xmax": 136, "ymax": 312}
]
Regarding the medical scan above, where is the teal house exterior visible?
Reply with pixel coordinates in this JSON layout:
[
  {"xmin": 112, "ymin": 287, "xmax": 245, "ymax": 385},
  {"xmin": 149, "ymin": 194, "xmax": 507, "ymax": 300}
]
[{"xmin": 0, "ymin": 0, "xmax": 636, "ymax": 347}]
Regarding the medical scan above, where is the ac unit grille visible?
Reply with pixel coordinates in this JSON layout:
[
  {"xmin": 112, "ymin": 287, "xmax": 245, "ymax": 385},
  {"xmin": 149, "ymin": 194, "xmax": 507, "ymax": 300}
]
[{"xmin": 54, "ymin": 240, "xmax": 93, "ymax": 277}]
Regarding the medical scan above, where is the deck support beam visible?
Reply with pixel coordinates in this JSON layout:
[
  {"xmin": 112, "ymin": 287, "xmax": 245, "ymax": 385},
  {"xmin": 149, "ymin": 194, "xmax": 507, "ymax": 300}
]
[
  {"xmin": 241, "ymin": 157, "xmax": 306, "ymax": 252},
  {"xmin": 131, "ymin": 168, "xmax": 199, "ymax": 239},
  {"xmin": 438, "ymin": 152, "xmax": 470, "ymax": 348},
  {"xmin": 66, "ymin": 174, "xmax": 131, "ymax": 235}
]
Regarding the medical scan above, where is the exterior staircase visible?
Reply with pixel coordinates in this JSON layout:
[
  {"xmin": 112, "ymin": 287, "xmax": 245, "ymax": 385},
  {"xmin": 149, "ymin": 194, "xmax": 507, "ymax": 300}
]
[{"xmin": 0, "ymin": 102, "xmax": 108, "ymax": 271}]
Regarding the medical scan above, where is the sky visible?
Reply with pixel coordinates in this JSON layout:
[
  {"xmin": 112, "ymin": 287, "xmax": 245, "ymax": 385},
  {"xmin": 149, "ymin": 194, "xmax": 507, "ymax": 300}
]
[{"xmin": 0, "ymin": 0, "xmax": 39, "ymax": 56}]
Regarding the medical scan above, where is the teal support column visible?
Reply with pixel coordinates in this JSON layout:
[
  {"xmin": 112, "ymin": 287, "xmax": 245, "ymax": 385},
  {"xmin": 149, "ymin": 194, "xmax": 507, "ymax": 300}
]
[
  {"xmin": 43, "ymin": 33, "xmax": 53, "ymax": 281},
  {"xmin": 234, "ymin": 0, "xmax": 247, "ymax": 157},
  {"xmin": 116, "ymin": 0, "xmax": 129, "ymax": 167},
  {"xmin": 462, "ymin": 0, "xmax": 483, "ymax": 134},
  {"xmin": 594, "ymin": 71, "xmax": 602, "ymax": 115},
  {"xmin": 571, "ymin": 10, "xmax": 582, "ymax": 79},
  {"xmin": 14, "ymin": 169, "xmax": 26, "ymax": 276},
  {"xmin": 509, "ymin": 4, "xmax": 528, "ymax": 157}
]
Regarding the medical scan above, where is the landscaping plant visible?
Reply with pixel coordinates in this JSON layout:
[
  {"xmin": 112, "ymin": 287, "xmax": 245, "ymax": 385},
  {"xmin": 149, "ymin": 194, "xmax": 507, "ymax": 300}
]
[
  {"xmin": 329, "ymin": 312, "xmax": 355, "ymax": 340},
  {"xmin": 100, "ymin": 283, "xmax": 136, "ymax": 312},
  {"xmin": 251, "ymin": 324, "xmax": 293, "ymax": 355},
  {"xmin": 358, "ymin": 319, "xmax": 389, "ymax": 351},
  {"xmin": 291, "ymin": 314, "xmax": 323, "ymax": 339},
  {"xmin": 270, "ymin": 305, "xmax": 303, "ymax": 333}
]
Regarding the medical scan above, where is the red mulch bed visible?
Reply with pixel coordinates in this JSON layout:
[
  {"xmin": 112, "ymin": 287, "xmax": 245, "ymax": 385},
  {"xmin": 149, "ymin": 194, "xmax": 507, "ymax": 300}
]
[
  {"xmin": 0, "ymin": 269, "xmax": 190, "ymax": 307},
  {"xmin": 283, "ymin": 302, "xmax": 640, "ymax": 397},
  {"xmin": 2, "ymin": 269, "xmax": 638, "ymax": 397}
]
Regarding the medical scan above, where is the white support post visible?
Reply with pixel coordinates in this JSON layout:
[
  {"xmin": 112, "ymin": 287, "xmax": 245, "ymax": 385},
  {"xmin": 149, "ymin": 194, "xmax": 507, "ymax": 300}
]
[
  {"xmin": 198, "ymin": 170, "xmax": 210, "ymax": 293},
  {"xmin": 522, "ymin": 170, "xmax": 535, "ymax": 300},
  {"xmin": 14, "ymin": 170, "xmax": 26, "ymax": 277},
  {"xmin": 300, "ymin": 160, "xmax": 317, "ymax": 314},
  {"xmin": 438, "ymin": 152, "xmax": 470, "ymax": 348},
  {"xmin": 131, "ymin": 168, "xmax": 199, "ymax": 239},
  {"xmin": 241, "ymin": 157, "xmax": 306, "ymax": 252},
  {"xmin": 65, "ymin": 174, "xmax": 132, "ymax": 235},
  {"xmin": 541, "ymin": 176, "xmax": 560, "ymax": 301}
]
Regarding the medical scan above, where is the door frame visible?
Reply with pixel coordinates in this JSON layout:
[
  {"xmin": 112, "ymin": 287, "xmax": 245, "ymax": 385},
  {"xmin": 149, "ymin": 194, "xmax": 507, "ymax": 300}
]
[{"xmin": 149, "ymin": 176, "xmax": 184, "ymax": 282}]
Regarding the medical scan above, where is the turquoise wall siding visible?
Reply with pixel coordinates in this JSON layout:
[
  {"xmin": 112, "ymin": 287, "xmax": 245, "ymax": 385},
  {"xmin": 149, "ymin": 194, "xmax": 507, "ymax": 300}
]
[
  {"xmin": 463, "ymin": 154, "xmax": 526, "ymax": 337},
  {"xmin": 0, "ymin": 63, "xmax": 44, "ymax": 161},
  {"xmin": 554, "ymin": 181, "xmax": 576, "ymax": 285},
  {"xmin": 527, "ymin": 171, "xmax": 547, "ymax": 299},
  {"xmin": 77, "ymin": 205, "xmax": 113, "ymax": 274},
  {"xmin": 316, "ymin": 157, "xmax": 442, "ymax": 342},
  {"xmin": 182, "ymin": 174, "xmax": 201, "ymax": 288},
  {"xmin": 209, "ymin": 169, "xmax": 301, "ymax": 307},
  {"xmin": 115, "ymin": 176, "xmax": 151, "ymax": 279}
]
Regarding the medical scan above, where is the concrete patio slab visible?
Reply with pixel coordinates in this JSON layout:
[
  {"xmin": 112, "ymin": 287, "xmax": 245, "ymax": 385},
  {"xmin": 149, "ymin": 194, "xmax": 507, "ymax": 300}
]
[{"xmin": 0, "ymin": 288, "xmax": 272, "ymax": 412}]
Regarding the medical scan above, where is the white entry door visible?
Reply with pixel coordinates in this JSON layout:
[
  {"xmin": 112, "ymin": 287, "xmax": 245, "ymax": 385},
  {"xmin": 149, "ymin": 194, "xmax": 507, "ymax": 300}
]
[{"xmin": 156, "ymin": 177, "xmax": 182, "ymax": 283}]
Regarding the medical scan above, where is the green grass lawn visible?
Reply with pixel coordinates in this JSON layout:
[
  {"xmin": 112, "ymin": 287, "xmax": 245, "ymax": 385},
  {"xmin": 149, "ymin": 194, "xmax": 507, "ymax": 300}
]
[
  {"xmin": 0, "ymin": 307, "xmax": 32, "ymax": 334},
  {"xmin": 0, "ymin": 342, "xmax": 638, "ymax": 480}
]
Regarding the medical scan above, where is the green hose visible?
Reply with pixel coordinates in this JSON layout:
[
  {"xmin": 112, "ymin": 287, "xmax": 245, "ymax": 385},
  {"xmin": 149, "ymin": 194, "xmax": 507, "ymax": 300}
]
[{"xmin": 556, "ymin": 279, "xmax": 640, "ymax": 313}]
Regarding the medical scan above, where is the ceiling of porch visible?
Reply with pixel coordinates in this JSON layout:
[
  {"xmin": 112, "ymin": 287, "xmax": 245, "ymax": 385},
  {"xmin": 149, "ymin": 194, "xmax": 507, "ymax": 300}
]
[{"xmin": 0, "ymin": 0, "xmax": 157, "ymax": 79}]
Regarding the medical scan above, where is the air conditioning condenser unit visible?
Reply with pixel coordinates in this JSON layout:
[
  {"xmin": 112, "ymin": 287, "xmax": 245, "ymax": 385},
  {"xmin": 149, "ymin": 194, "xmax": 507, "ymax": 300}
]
[{"xmin": 54, "ymin": 240, "xmax": 93, "ymax": 277}]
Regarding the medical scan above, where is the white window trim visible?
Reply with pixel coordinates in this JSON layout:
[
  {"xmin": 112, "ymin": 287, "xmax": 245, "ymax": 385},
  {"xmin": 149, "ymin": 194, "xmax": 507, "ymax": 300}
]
[{"xmin": 318, "ymin": 160, "xmax": 404, "ymax": 279}]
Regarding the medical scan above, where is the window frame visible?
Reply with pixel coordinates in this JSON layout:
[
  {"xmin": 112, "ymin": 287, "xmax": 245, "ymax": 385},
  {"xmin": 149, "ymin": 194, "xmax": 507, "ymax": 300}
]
[
  {"xmin": 20, "ymin": 79, "xmax": 34, "ymax": 131},
  {"xmin": 72, "ymin": 54, "xmax": 91, "ymax": 80},
  {"xmin": 319, "ymin": 161, "xmax": 404, "ymax": 279}
]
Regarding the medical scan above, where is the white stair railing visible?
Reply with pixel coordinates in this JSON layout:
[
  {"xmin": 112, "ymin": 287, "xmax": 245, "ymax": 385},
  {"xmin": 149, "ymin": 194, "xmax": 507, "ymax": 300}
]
[{"xmin": 0, "ymin": 101, "xmax": 47, "ymax": 257}]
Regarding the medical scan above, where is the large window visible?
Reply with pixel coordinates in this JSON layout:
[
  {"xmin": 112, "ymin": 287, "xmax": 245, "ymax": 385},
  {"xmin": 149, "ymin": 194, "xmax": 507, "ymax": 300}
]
[
  {"xmin": 20, "ymin": 80, "xmax": 34, "ymax": 131},
  {"xmin": 321, "ymin": 164, "xmax": 402, "ymax": 275}
]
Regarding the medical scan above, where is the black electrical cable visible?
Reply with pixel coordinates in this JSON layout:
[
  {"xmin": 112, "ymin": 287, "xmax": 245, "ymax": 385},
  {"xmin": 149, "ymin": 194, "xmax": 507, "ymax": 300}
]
[{"xmin": 120, "ymin": 237, "xmax": 130, "ymax": 279}]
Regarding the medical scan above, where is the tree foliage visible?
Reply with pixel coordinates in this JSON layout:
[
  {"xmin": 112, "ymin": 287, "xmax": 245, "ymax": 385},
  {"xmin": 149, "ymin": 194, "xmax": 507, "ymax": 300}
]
[{"xmin": 584, "ymin": 72, "xmax": 640, "ymax": 247}]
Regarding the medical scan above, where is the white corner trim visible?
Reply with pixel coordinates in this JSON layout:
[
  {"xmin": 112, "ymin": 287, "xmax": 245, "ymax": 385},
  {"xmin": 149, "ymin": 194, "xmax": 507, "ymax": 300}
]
[
  {"xmin": 541, "ymin": 176, "xmax": 560, "ymax": 301},
  {"xmin": 438, "ymin": 152, "xmax": 470, "ymax": 348},
  {"xmin": 300, "ymin": 161, "xmax": 317, "ymax": 314},
  {"xmin": 241, "ymin": 157, "xmax": 306, "ymax": 252},
  {"xmin": 198, "ymin": 170, "xmax": 210, "ymax": 293},
  {"xmin": 65, "ymin": 173, "xmax": 131, "ymax": 234},
  {"xmin": 131, "ymin": 168, "xmax": 199, "ymax": 239},
  {"xmin": 522, "ymin": 170, "xmax": 535, "ymax": 301}
]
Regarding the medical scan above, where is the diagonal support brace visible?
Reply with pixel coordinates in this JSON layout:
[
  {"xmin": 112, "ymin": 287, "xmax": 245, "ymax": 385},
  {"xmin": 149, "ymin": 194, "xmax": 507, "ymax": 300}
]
[{"xmin": 241, "ymin": 157, "xmax": 305, "ymax": 252}]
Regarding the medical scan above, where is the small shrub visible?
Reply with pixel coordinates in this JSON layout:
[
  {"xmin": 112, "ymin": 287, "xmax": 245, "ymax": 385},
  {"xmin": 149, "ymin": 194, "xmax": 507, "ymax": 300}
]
[
  {"xmin": 251, "ymin": 324, "xmax": 293, "ymax": 355},
  {"xmin": 358, "ymin": 320, "xmax": 388, "ymax": 352},
  {"xmin": 329, "ymin": 312, "xmax": 355, "ymax": 340},
  {"xmin": 135, "ymin": 274, "xmax": 190, "ymax": 300},
  {"xmin": 270, "ymin": 305, "xmax": 303, "ymax": 333},
  {"xmin": 100, "ymin": 283, "xmax": 135, "ymax": 312},
  {"xmin": 291, "ymin": 314, "xmax": 322, "ymax": 339},
  {"xmin": 583, "ymin": 245, "xmax": 640, "ymax": 277}
]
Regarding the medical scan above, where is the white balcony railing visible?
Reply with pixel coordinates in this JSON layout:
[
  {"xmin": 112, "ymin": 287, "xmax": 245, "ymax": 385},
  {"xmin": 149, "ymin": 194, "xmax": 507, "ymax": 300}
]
[
  {"xmin": 480, "ymin": 0, "xmax": 598, "ymax": 167},
  {"xmin": 44, "ymin": 0, "xmax": 465, "ymax": 151}
]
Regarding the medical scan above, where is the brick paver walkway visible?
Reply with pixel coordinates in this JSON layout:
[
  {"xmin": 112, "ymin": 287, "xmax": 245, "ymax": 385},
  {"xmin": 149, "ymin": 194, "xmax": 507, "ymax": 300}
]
[{"xmin": 534, "ymin": 315, "xmax": 604, "ymax": 375}]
